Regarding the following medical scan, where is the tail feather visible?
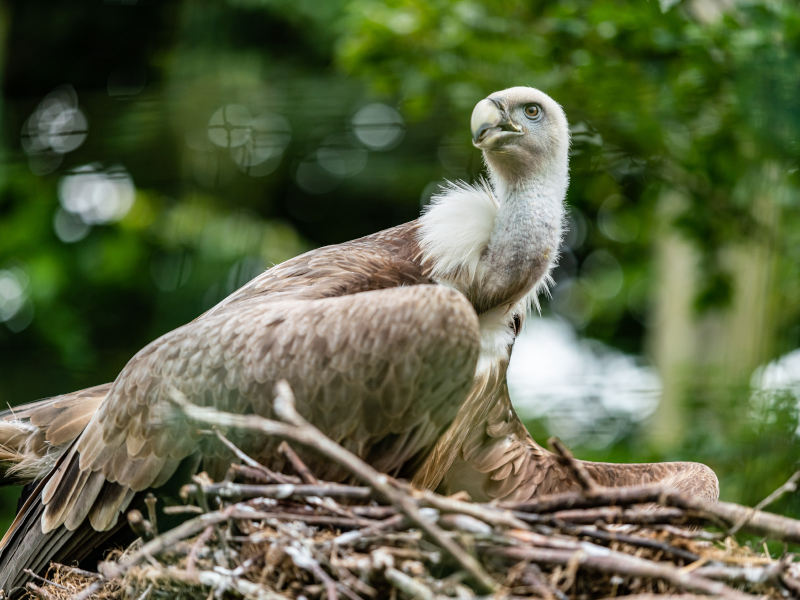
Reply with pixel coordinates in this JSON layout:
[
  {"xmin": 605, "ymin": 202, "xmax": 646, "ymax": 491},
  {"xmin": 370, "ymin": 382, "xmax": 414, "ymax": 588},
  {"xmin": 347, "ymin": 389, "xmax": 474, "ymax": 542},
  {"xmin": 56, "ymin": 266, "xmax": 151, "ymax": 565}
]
[{"xmin": 0, "ymin": 384, "xmax": 107, "ymax": 486}]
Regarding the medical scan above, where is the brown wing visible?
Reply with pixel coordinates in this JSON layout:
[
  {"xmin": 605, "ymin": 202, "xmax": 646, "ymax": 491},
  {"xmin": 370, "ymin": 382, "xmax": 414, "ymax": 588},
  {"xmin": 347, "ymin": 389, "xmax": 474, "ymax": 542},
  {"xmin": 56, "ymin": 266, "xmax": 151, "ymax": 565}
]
[
  {"xmin": 437, "ymin": 380, "xmax": 719, "ymax": 502},
  {"xmin": 411, "ymin": 358, "xmax": 509, "ymax": 492},
  {"xmin": 39, "ymin": 284, "xmax": 480, "ymax": 534},
  {"xmin": 0, "ymin": 384, "xmax": 108, "ymax": 485},
  {"xmin": 202, "ymin": 221, "xmax": 430, "ymax": 312}
]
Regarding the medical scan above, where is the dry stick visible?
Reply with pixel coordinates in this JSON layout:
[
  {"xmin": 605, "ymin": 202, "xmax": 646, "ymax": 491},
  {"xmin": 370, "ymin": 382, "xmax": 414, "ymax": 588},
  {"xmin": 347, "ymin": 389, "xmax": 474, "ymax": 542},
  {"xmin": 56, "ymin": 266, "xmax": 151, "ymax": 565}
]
[
  {"xmin": 149, "ymin": 566, "xmax": 288, "ymax": 600},
  {"xmin": 128, "ymin": 509, "xmax": 156, "ymax": 541},
  {"xmin": 410, "ymin": 487, "xmax": 530, "ymax": 530},
  {"xmin": 549, "ymin": 437, "xmax": 601, "ymax": 494},
  {"xmin": 214, "ymin": 428, "xmax": 293, "ymax": 484},
  {"xmin": 522, "ymin": 563, "xmax": 569, "ymax": 600},
  {"xmin": 729, "ymin": 469, "xmax": 800, "ymax": 535},
  {"xmin": 163, "ymin": 505, "xmax": 204, "ymax": 516},
  {"xmin": 186, "ymin": 524, "xmax": 214, "ymax": 575},
  {"xmin": 228, "ymin": 462, "xmax": 300, "ymax": 484},
  {"xmin": 100, "ymin": 505, "xmax": 239, "ymax": 580},
  {"xmin": 135, "ymin": 583, "xmax": 154, "ymax": 600},
  {"xmin": 693, "ymin": 561, "xmax": 789, "ymax": 584},
  {"xmin": 67, "ymin": 579, "xmax": 105, "ymax": 600},
  {"xmin": 57, "ymin": 565, "xmax": 102, "ymax": 580},
  {"xmin": 165, "ymin": 381, "xmax": 497, "ymax": 594},
  {"xmin": 506, "ymin": 484, "xmax": 800, "ymax": 543},
  {"xmin": 486, "ymin": 546, "xmax": 755, "ymax": 600},
  {"xmin": 653, "ymin": 525, "xmax": 724, "ymax": 541},
  {"xmin": 180, "ymin": 481, "xmax": 372, "ymax": 501},
  {"xmin": 278, "ymin": 441, "xmax": 320, "ymax": 485},
  {"xmin": 605, "ymin": 596, "xmax": 731, "ymax": 600},
  {"xmin": 25, "ymin": 583, "xmax": 59, "ymax": 600},
  {"xmin": 22, "ymin": 569, "xmax": 68, "ymax": 591},
  {"xmin": 504, "ymin": 529, "xmax": 750, "ymax": 598},
  {"xmin": 245, "ymin": 511, "xmax": 371, "ymax": 529},
  {"xmin": 384, "ymin": 567, "xmax": 435, "ymax": 600},
  {"xmin": 780, "ymin": 574, "xmax": 800, "ymax": 594},
  {"xmin": 554, "ymin": 506, "xmax": 699, "ymax": 526},
  {"xmin": 511, "ymin": 506, "xmax": 699, "ymax": 526},
  {"xmin": 554, "ymin": 522, "xmax": 701, "ymax": 563},
  {"xmin": 144, "ymin": 494, "xmax": 159, "ymax": 537}
]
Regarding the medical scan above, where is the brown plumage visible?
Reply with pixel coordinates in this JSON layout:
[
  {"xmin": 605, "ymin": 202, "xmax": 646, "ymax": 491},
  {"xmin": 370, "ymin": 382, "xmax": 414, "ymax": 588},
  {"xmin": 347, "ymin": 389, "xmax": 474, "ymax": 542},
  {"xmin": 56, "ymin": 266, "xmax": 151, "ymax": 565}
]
[
  {"xmin": 0, "ymin": 87, "xmax": 717, "ymax": 595},
  {"xmin": 421, "ymin": 363, "xmax": 718, "ymax": 502}
]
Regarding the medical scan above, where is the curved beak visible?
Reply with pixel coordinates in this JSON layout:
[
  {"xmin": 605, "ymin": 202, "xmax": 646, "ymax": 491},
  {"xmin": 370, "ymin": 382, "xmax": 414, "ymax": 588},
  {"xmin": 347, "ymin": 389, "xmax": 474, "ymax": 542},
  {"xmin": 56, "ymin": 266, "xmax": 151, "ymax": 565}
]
[{"xmin": 471, "ymin": 97, "xmax": 522, "ymax": 149}]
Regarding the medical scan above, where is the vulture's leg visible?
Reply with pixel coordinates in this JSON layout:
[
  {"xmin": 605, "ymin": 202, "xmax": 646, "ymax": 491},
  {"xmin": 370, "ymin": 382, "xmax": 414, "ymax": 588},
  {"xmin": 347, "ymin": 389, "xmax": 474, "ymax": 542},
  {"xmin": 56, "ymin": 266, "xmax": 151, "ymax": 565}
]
[
  {"xmin": 436, "ymin": 382, "xmax": 719, "ymax": 503},
  {"xmin": 0, "ymin": 284, "xmax": 482, "ymax": 595}
]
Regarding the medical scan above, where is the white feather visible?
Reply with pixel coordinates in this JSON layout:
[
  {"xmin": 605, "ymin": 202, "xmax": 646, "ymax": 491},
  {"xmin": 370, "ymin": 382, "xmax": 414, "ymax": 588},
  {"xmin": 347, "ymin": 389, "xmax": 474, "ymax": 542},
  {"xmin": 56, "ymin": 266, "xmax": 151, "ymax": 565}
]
[
  {"xmin": 418, "ymin": 178, "xmax": 498, "ymax": 284},
  {"xmin": 476, "ymin": 306, "xmax": 516, "ymax": 374}
]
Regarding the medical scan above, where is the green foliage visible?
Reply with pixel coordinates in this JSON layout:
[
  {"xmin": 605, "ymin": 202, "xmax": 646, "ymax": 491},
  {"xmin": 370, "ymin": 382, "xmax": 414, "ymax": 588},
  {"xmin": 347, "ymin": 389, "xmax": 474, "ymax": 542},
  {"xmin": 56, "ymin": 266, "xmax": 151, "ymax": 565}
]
[{"xmin": 2, "ymin": 0, "xmax": 800, "ymax": 533}]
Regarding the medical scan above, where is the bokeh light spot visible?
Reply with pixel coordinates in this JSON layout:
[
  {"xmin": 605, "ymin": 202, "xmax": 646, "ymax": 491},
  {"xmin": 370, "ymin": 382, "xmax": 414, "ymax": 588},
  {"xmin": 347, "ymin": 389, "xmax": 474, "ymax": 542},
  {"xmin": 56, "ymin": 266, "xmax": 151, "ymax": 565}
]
[
  {"xmin": 58, "ymin": 164, "xmax": 136, "ymax": 226},
  {"xmin": 21, "ymin": 85, "xmax": 88, "ymax": 174},
  {"xmin": 351, "ymin": 103, "xmax": 404, "ymax": 151},
  {"xmin": 208, "ymin": 104, "xmax": 253, "ymax": 148},
  {"xmin": 317, "ymin": 135, "xmax": 367, "ymax": 178}
]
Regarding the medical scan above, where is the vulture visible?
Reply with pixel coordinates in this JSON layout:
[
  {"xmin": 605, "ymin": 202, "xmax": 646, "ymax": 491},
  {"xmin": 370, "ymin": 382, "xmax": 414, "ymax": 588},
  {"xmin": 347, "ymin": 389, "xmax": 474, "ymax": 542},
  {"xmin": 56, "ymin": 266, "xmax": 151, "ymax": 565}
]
[{"xmin": 0, "ymin": 87, "xmax": 718, "ymax": 594}]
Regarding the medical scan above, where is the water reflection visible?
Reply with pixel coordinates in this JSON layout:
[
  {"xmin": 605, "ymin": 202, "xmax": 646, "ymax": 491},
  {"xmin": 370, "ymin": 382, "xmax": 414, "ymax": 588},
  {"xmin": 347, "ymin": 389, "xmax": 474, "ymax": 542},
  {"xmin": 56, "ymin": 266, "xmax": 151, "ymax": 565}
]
[{"xmin": 508, "ymin": 317, "xmax": 661, "ymax": 448}]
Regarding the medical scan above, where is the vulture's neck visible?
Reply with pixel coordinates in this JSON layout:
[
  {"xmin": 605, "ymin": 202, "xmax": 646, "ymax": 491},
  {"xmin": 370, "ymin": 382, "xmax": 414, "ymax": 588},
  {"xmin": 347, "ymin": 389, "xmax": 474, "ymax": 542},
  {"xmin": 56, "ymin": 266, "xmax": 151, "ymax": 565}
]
[{"xmin": 418, "ymin": 162, "xmax": 567, "ymax": 315}]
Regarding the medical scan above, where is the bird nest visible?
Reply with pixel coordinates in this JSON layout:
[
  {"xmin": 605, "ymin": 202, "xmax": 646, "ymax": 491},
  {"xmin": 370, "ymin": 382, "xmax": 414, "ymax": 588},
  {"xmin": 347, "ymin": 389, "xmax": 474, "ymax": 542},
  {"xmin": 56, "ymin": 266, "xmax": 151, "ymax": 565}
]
[{"xmin": 16, "ymin": 385, "xmax": 800, "ymax": 600}]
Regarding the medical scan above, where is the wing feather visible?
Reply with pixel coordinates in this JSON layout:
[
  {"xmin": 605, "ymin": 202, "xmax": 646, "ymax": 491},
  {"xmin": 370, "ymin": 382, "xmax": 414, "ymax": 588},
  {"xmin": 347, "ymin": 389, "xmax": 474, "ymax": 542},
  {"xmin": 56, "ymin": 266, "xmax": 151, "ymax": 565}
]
[{"xmin": 39, "ymin": 283, "xmax": 479, "ymax": 534}]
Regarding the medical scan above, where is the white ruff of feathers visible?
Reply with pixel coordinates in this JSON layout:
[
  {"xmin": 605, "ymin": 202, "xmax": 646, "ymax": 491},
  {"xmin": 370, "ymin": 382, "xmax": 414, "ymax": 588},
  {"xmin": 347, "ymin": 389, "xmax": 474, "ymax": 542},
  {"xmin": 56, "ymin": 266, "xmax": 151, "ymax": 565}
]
[
  {"xmin": 418, "ymin": 174, "xmax": 565, "ymax": 374},
  {"xmin": 418, "ymin": 176, "xmax": 563, "ymax": 315}
]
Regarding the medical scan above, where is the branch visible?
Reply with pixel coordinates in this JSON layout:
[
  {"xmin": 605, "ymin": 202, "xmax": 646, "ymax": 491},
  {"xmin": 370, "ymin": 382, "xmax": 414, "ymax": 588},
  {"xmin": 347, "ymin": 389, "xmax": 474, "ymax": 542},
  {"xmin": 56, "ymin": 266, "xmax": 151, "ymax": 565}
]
[
  {"xmin": 507, "ymin": 483, "xmax": 800, "ymax": 542},
  {"xmin": 549, "ymin": 437, "xmax": 601, "ymax": 494},
  {"xmin": 165, "ymin": 381, "xmax": 497, "ymax": 594}
]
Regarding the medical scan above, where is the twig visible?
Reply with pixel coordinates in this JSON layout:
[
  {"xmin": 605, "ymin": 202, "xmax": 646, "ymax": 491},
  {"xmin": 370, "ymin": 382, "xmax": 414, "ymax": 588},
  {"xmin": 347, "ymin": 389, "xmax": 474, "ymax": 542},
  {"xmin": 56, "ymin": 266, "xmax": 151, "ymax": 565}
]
[
  {"xmin": 521, "ymin": 563, "xmax": 569, "ymax": 600},
  {"xmin": 279, "ymin": 441, "xmax": 320, "ymax": 485},
  {"xmin": 180, "ymin": 481, "xmax": 372, "ymax": 501},
  {"xmin": 411, "ymin": 487, "xmax": 530, "ymax": 530},
  {"xmin": 506, "ymin": 482, "xmax": 800, "ymax": 543},
  {"xmin": 512, "ymin": 506, "xmax": 699, "ymax": 526},
  {"xmin": 128, "ymin": 509, "xmax": 156, "ymax": 541},
  {"xmin": 549, "ymin": 437, "xmax": 601, "ymax": 494},
  {"xmin": 729, "ymin": 470, "xmax": 800, "ymax": 535},
  {"xmin": 165, "ymin": 381, "xmax": 497, "ymax": 594},
  {"xmin": 214, "ymin": 427, "xmax": 293, "ymax": 484},
  {"xmin": 485, "ymin": 545, "xmax": 755, "ymax": 600},
  {"xmin": 25, "ymin": 583, "xmax": 58, "ymax": 600},
  {"xmin": 135, "ymin": 583, "xmax": 154, "ymax": 600},
  {"xmin": 553, "ymin": 523, "xmax": 701, "ymax": 563},
  {"xmin": 162, "ymin": 505, "xmax": 204, "ymax": 515},
  {"xmin": 384, "ymin": 567, "xmax": 435, "ymax": 600},
  {"xmin": 56, "ymin": 565, "xmax": 102, "ymax": 579},
  {"xmin": 185, "ymin": 524, "xmax": 214, "ymax": 575},
  {"xmin": 67, "ymin": 579, "xmax": 105, "ymax": 600},
  {"xmin": 22, "ymin": 570, "xmax": 68, "ymax": 591},
  {"xmin": 693, "ymin": 560, "xmax": 788, "ymax": 584},
  {"xmin": 144, "ymin": 494, "xmax": 159, "ymax": 536}
]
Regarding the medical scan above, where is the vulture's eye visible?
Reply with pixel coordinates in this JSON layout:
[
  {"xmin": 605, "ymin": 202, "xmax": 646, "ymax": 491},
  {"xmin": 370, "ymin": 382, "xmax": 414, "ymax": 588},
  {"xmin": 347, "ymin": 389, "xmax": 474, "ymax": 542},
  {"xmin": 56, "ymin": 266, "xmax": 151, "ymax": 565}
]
[{"xmin": 524, "ymin": 104, "xmax": 543, "ymax": 120}]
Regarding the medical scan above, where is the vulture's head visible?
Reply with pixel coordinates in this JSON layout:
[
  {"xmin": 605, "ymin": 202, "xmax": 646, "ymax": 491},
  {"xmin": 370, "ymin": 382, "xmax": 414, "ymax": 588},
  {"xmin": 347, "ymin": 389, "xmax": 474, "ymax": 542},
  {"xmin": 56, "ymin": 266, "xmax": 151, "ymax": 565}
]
[{"xmin": 471, "ymin": 86, "xmax": 569, "ymax": 187}]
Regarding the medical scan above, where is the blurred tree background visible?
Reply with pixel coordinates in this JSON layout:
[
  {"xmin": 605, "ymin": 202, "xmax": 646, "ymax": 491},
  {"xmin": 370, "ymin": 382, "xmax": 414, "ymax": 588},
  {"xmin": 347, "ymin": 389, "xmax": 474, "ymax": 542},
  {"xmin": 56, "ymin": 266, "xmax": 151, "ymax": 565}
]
[{"xmin": 1, "ymin": 0, "xmax": 800, "ymax": 533}]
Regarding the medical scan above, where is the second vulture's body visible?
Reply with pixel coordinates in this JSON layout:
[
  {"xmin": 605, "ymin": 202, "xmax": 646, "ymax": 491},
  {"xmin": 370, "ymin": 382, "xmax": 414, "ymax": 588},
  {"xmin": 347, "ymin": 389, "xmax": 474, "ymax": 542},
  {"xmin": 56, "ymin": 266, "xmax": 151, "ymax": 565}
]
[{"xmin": 0, "ymin": 87, "xmax": 718, "ymax": 594}]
